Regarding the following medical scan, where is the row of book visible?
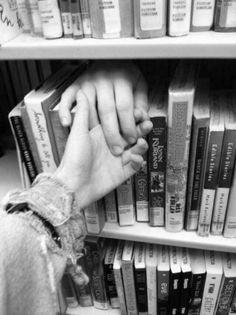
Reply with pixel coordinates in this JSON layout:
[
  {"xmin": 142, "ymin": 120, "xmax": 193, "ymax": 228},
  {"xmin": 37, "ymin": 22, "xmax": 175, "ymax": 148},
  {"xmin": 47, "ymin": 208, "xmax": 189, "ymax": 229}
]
[
  {"xmin": 3, "ymin": 0, "xmax": 236, "ymax": 43},
  {"xmin": 61, "ymin": 236, "xmax": 236, "ymax": 315}
]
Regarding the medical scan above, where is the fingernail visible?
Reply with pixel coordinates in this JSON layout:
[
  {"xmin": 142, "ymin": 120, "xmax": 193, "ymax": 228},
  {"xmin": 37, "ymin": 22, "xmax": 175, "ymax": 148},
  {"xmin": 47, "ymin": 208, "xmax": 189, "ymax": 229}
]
[
  {"xmin": 128, "ymin": 137, "xmax": 137, "ymax": 144},
  {"xmin": 112, "ymin": 146, "xmax": 123, "ymax": 155},
  {"xmin": 61, "ymin": 117, "xmax": 68, "ymax": 126}
]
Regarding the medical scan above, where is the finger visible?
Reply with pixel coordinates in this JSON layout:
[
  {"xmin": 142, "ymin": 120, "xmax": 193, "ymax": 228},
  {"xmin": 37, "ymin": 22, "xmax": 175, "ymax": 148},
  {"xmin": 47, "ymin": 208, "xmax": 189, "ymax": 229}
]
[
  {"xmin": 80, "ymin": 81, "xmax": 99, "ymax": 129},
  {"xmin": 134, "ymin": 108, "xmax": 150, "ymax": 123},
  {"xmin": 136, "ymin": 120, "xmax": 153, "ymax": 138},
  {"xmin": 114, "ymin": 78, "xmax": 137, "ymax": 144},
  {"xmin": 70, "ymin": 90, "xmax": 89, "ymax": 135},
  {"xmin": 122, "ymin": 138, "xmax": 148, "ymax": 165},
  {"xmin": 123, "ymin": 154, "xmax": 144, "ymax": 178},
  {"xmin": 95, "ymin": 79, "xmax": 124, "ymax": 156},
  {"xmin": 134, "ymin": 73, "xmax": 149, "ymax": 116},
  {"xmin": 59, "ymin": 78, "xmax": 81, "ymax": 126}
]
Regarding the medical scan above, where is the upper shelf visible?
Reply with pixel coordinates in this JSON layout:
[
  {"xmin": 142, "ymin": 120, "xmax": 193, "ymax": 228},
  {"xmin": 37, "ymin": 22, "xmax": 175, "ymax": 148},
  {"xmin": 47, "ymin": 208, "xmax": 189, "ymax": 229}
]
[{"xmin": 0, "ymin": 31, "xmax": 236, "ymax": 60}]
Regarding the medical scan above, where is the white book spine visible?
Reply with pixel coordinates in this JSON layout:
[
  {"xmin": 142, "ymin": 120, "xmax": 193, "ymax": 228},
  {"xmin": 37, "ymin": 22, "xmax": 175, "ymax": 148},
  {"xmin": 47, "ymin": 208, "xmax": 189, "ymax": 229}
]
[
  {"xmin": 198, "ymin": 189, "xmax": 215, "ymax": 236},
  {"xmin": 140, "ymin": 0, "xmax": 164, "ymax": 31},
  {"xmin": 146, "ymin": 244, "xmax": 157, "ymax": 315},
  {"xmin": 211, "ymin": 187, "xmax": 229, "ymax": 235},
  {"xmin": 168, "ymin": 0, "xmax": 191, "ymax": 36},
  {"xmin": 191, "ymin": 0, "xmax": 215, "ymax": 30},
  {"xmin": 27, "ymin": 0, "xmax": 43, "ymax": 35},
  {"xmin": 84, "ymin": 200, "xmax": 105, "ymax": 234},
  {"xmin": 117, "ymin": 178, "xmax": 135, "ymax": 226}
]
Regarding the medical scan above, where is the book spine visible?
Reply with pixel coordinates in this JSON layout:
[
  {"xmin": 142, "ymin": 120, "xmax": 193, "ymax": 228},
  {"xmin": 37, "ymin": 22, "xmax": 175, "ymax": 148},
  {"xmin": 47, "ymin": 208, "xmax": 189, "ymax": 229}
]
[
  {"xmin": 169, "ymin": 270, "xmax": 181, "ymax": 315},
  {"xmin": 26, "ymin": 0, "xmax": 43, "ymax": 35},
  {"xmin": 16, "ymin": 0, "xmax": 32, "ymax": 33},
  {"xmin": 134, "ymin": 0, "xmax": 166, "ymax": 39},
  {"xmin": 157, "ymin": 268, "xmax": 169, "ymax": 315},
  {"xmin": 146, "ymin": 244, "xmax": 157, "ymax": 315},
  {"xmin": 198, "ymin": 129, "xmax": 224, "ymax": 236},
  {"xmin": 134, "ymin": 153, "xmax": 149, "ymax": 222},
  {"xmin": 135, "ymin": 267, "xmax": 148, "ymax": 315},
  {"xmin": 10, "ymin": 115, "xmax": 38, "ymax": 183},
  {"xmin": 79, "ymin": 0, "xmax": 92, "ymax": 37},
  {"xmin": 84, "ymin": 199, "xmax": 105, "ymax": 234},
  {"xmin": 71, "ymin": 0, "xmax": 84, "ymax": 39},
  {"xmin": 190, "ymin": 0, "xmax": 215, "ymax": 31},
  {"xmin": 104, "ymin": 190, "xmax": 118, "ymax": 223},
  {"xmin": 60, "ymin": 0, "xmax": 73, "ymax": 37},
  {"xmin": 180, "ymin": 271, "xmax": 192, "ymax": 315},
  {"xmin": 186, "ymin": 123, "xmax": 209, "ymax": 231},
  {"xmin": 214, "ymin": 0, "xmax": 236, "ymax": 32},
  {"xmin": 116, "ymin": 177, "xmax": 135, "ymax": 226},
  {"xmin": 224, "ymin": 162, "xmax": 236, "ymax": 237},
  {"xmin": 168, "ymin": 0, "xmax": 191, "ymax": 36},
  {"xmin": 122, "ymin": 260, "xmax": 138, "ymax": 315},
  {"xmin": 148, "ymin": 116, "xmax": 166, "ymax": 226},
  {"xmin": 229, "ymin": 289, "xmax": 236, "ymax": 315},
  {"xmin": 104, "ymin": 260, "xmax": 119, "ymax": 308},
  {"xmin": 166, "ymin": 98, "xmax": 193, "ymax": 232},
  {"xmin": 216, "ymin": 277, "xmax": 236, "ymax": 315},
  {"xmin": 188, "ymin": 273, "xmax": 206, "ymax": 315},
  {"xmin": 211, "ymin": 129, "xmax": 236, "ymax": 235},
  {"xmin": 61, "ymin": 272, "xmax": 78, "ymax": 308}
]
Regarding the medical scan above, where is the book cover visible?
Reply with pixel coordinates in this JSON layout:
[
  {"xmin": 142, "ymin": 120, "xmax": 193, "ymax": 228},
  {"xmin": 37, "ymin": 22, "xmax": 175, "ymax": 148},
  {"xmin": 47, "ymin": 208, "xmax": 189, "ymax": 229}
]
[
  {"xmin": 71, "ymin": 0, "xmax": 84, "ymax": 39},
  {"xmin": 148, "ymin": 87, "xmax": 167, "ymax": 227},
  {"xmin": 84, "ymin": 236, "xmax": 109, "ymax": 310},
  {"xmin": 104, "ymin": 190, "xmax": 118, "ymax": 223},
  {"xmin": 134, "ymin": 242, "xmax": 148, "ymax": 315},
  {"xmin": 88, "ymin": 0, "xmax": 133, "ymax": 39},
  {"xmin": 116, "ymin": 177, "xmax": 135, "ymax": 226},
  {"xmin": 166, "ymin": 61, "xmax": 196, "ymax": 232},
  {"xmin": 211, "ymin": 91, "xmax": 236, "ymax": 235},
  {"xmin": 61, "ymin": 271, "xmax": 78, "ymax": 308},
  {"xmin": 214, "ymin": 0, "xmax": 236, "ymax": 32},
  {"xmin": 198, "ymin": 92, "xmax": 225, "ymax": 236},
  {"xmin": 188, "ymin": 249, "xmax": 206, "ymax": 315},
  {"xmin": 168, "ymin": 0, "xmax": 192, "ymax": 36},
  {"xmin": 145, "ymin": 243, "xmax": 158, "ymax": 315},
  {"xmin": 84, "ymin": 199, "xmax": 105, "ymax": 235},
  {"xmin": 134, "ymin": 152, "xmax": 149, "ymax": 222},
  {"xmin": 104, "ymin": 239, "xmax": 119, "ymax": 308},
  {"xmin": 169, "ymin": 246, "xmax": 182, "ymax": 315},
  {"xmin": 121, "ymin": 240, "xmax": 138, "ymax": 315},
  {"xmin": 190, "ymin": 0, "xmax": 215, "ymax": 31},
  {"xmin": 157, "ymin": 245, "xmax": 170, "ymax": 315},
  {"xmin": 0, "ymin": 0, "xmax": 23, "ymax": 45},
  {"xmin": 215, "ymin": 253, "xmax": 236, "ymax": 315},
  {"xmin": 200, "ymin": 251, "xmax": 223, "ymax": 315},
  {"xmin": 25, "ymin": 60, "xmax": 41, "ymax": 89},
  {"xmin": 79, "ymin": 0, "xmax": 92, "ymax": 37},
  {"xmin": 185, "ymin": 79, "xmax": 210, "ymax": 231},
  {"xmin": 59, "ymin": 0, "xmax": 73, "ymax": 38},
  {"xmin": 113, "ymin": 240, "xmax": 127, "ymax": 315},
  {"xmin": 178, "ymin": 247, "xmax": 192, "ymax": 315},
  {"xmin": 133, "ymin": 0, "xmax": 166, "ymax": 39}
]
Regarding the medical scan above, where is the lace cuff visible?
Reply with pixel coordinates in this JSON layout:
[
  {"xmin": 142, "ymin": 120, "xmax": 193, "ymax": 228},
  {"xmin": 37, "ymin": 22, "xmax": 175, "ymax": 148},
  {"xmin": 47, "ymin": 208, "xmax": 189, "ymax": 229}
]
[{"xmin": 4, "ymin": 173, "xmax": 86, "ymax": 261}]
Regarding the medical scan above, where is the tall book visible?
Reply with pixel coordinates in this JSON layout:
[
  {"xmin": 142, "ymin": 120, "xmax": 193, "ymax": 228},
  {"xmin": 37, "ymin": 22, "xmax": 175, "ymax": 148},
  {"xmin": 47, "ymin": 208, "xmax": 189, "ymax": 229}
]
[
  {"xmin": 121, "ymin": 240, "xmax": 138, "ymax": 315},
  {"xmin": 113, "ymin": 240, "xmax": 127, "ymax": 315},
  {"xmin": 59, "ymin": 0, "xmax": 73, "ymax": 38},
  {"xmin": 166, "ymin": 61, "xmax": 196, "ymax": 232},
  {"xmin": 61, "ymin": 271, "xmax": 78, "ymax": 308},
  {"xmin": 104, "ymin": 190, "xmax": 118, "ymax": 223},
  {"xmin": 157, "ymin": 245, "xmax": 170, "ymax": 315},
  {"xmin": 88, "ymin": 0, "xmax": 133, "ymax": 39},
  {"xmin": 134, "ymin": 242, "xmax": 148, "ymax": 315},
  {"xmin": 229, "ymin": 285, "xmax": 236, "ymax": 315},
  {"xmin": 185, "ymin": 79, "xmax": 210, "ymax": 231},
  {"xmin": 214, "ymin": 0, "xmax": 236, "ymax": 32},
  {"xmin": 71, "ymin": 0, "xmax": 84, "ymax": 39},
  {"xmin": 145, "ymin": 243, "xmax": 158, "ymax": 315},
  {"xmin": 168, "ymin": 0, "xmax": 192, "ymax": 36},
  {"xmin": 211, "ymin": 91, "xmax": 236, "ymax": 235},
  {"xmin": 116, "ymin": 177, "xmax": 135, "ymax": 226},
  {"xmin": 200, "ymin": 251, "xmax": 223, "ymax": 315},
  {"xmin": 148, "ymin": 87, "xmax": 167, "ymax": 226},
  {"xmin": 84, "ymin": 236, "xmax": 109, "ymax": 310},
  {"xmin": 133, "ymin": 0, "xmax": 166, "ymax": 39},
  {"xmin": 197, "ymin": 92, "xmax": 225, "ymax": 236},
  {"xmin": 169, "ymin": 246, "xmax": 182, "ymax": 315},
  {"xmin": 215, "ymin": 253, "xmax": 236, "ymax": 315},
  {"xmin": 104, "ymin": 239, "xmax": 119, "ymax": 308},
  {"xmin": 135, "ymin": 152, "xmax": 149, "ymax": 222},
  {"xmin": 84, "ymin": 199, "xmax": 105, "ymax": 235},
  {"xmin": 16, "ymin": 0, "xmax": 32, "ymax": 34},
  {"xmin": 190, "ymin": 0, "xmax": 215, "ymax": 31},
  {"xmin": 188, "ymin": 249, "xmax": 206, "ymax": 315},
  {"xmin": 79, "ymin": 0, "xmax": 92, "ymax": 38},
  {"xmin": 178, "ymin": 247, "xmax": 192, "ymax": 315},
  {"xmin": 26, "ymin": 0, "xmax": 43, "ymax": 35}
]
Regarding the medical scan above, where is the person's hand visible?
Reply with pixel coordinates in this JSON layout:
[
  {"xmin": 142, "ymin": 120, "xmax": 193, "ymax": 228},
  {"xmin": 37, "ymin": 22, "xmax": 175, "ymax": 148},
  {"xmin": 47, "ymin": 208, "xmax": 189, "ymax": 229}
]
[
  {"xmin": 54, "ymin": 91, "xmax": 149, "ymax": 209},
  {"xmin": 58, "ymin": 61, "xmax": 152, "ymax": 156}
]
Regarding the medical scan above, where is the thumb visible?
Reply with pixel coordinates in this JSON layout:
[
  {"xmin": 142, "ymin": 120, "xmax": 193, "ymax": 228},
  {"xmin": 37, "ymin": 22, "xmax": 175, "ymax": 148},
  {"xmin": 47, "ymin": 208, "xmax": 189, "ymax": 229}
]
[{"xmin": 71, "ymin": 90, "xmax": 90, "ymax": 135}]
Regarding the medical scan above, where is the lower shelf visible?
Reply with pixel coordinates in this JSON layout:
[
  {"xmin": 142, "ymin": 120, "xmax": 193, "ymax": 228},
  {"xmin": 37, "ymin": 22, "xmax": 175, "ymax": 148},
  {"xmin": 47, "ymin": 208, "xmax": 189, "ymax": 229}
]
[
  {"xmin": 101, "ymin": 222, "xmax": 236, "ymax": 253},
  {"xmin": 67, "ymin": 306, "xmax": 120, "ymax": 315}
]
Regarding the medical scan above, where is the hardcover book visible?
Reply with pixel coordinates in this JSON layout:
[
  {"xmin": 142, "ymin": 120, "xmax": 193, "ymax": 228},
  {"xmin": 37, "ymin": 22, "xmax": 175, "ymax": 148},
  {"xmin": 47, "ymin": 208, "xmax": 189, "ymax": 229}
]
[
  {"xmin": 168, "ymin": 0, "xmax": 191, "ymax": 36},
  {"xmin": 190, "ymin": 0, "xmax": 215, "ymax": 31},
  {"xmin": 214, "ymin": 0, "xmax": 236, "ymax": 32},
  {"xmin": 157, "ymin": 245, "xmax": 170, "ymax": 315},
  {"xmin": 59, "ymin": 0, "xmax": 73, "ymax": 38},
  {"xmin": 71, "ymin": 0, "xmax": 83, "ymax": 39},
  {"xmin": 84, "ymin": 199, "xmax": 105, "ymax": 235},
  {"xmin": 104, "ymin": 190, "xmax": 118, "ymax": 223},
  {"xmin": 79, "ymin": 0, "xmax": 92, "ymax": 37},
  {"xmin": 169, "ymin": 246, "xmax": 182, "ymax": 315}
]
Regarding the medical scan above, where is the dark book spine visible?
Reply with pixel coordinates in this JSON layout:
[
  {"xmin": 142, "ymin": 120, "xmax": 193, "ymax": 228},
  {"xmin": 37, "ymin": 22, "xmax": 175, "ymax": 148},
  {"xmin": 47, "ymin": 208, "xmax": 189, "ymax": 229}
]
[
  {"xmin": 216, "ymin": 278, "xmax": 236, "ymax": 315},
  {"xmin": 180, "ymin": 271, "xmax": 192, "ymax": 315},
  {"xmin": 157, "ymin": 270, "xmax": 170, "ymax": 315},
  {"xmin": 135, "ymin": 267, "xmax": 148, "ymax": 314},
  {"xmin": 104, "ymin": 262, "xmax": 118, "ymax": 307},
  {"xmin": 10, "ymin": 115, "xmax": 38, "ymax": 183},
  {"xmin": 169, "ymin": 271, "xmax": 182, "ymax": 315},
  {"xmin": 188, "ymin": 273, "xmax": 206, "ymax": 315},
  {"xmin": 148, "ymin": 116, "xmax": 166, "ymax": 226}
]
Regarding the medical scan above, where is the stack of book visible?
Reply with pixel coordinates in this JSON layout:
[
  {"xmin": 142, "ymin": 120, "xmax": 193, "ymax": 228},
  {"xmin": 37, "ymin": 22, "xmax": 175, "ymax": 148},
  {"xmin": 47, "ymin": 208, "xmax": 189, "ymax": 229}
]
[
  {"xmin": 62, "ymin": 235, "xmax": 236, "ymax": 315},
  {"xmin": 2, "ymin": 0, "xmax": 236, "ymax": 43}
]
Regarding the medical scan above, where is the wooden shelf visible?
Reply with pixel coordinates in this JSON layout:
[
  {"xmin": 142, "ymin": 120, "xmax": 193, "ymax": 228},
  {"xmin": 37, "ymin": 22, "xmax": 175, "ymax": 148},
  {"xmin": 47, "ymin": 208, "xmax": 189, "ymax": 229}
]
[
  {"xmin": 1, "ymin": 32, "xmax": 236, "ymax": 60},
  {"xmin": 100, "ymin": 222, "xmax": 236, "ymax": 253}
]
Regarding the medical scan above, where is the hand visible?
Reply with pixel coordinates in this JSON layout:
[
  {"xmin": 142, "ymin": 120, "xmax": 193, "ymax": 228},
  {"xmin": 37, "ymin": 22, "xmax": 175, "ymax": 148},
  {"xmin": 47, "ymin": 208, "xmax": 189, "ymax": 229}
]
[
  {"xmin": 58, "ymin": 61, "xmax": 152, "ymax": 156},
  {"xmin": 54, "ymin": 91, "xmax": 148, "ymax": 209}
]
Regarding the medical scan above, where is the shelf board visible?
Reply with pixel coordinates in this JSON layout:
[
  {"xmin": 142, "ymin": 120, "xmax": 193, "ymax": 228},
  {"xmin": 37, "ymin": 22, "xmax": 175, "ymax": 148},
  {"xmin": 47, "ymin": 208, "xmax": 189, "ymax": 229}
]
[
  {"xmin": 66, "ymin": 306, "xmax": 120, "ymax": 315},
  {"xmin": 100, "ymin": 222, "xmax": 236, "ymax": 253},
  {"xmin": 1, "ymin": 32, "xmax": 236, "ymax": 59}
]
